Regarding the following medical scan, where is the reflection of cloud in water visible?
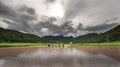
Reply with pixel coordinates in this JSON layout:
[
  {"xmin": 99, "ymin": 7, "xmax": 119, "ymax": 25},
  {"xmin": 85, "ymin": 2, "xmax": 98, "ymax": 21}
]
[
  {"xmin": 0, "ymin": 48, "xmax": 120, "ymax": 67},
  {"xmin": 0, "ymin": 59, "xmax": 5, "ymax": 67}
]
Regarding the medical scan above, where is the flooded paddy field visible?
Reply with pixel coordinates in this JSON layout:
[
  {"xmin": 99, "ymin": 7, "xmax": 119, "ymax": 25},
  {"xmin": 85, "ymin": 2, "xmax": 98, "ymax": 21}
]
[{"xmin": 0, "ymin": 46, "xmax": 120, "ymax": 67}]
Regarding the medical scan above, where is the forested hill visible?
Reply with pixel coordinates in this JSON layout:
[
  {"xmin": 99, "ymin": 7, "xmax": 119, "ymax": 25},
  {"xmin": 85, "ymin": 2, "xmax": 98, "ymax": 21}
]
[
  {"xmin": 106, "ymin": 25, "xmax": 120, "ymax": 33},
  {"xmin": 0, "ymin": 27, "xmax": 99, "ymax": 43},
  {"xmin": 43, "ymin": 33, "xmax": 98, "ymax": 43},
  {"xmin": 0, "ymin": 28, "xmax": 48, "ymax": 43},
  {"xmin": 43, "ymin": 35, "xmax": 73, "ymax": 43},
  {"xmin": 95, "ymin": 25, "xmax": 120, "ymax": 42}
]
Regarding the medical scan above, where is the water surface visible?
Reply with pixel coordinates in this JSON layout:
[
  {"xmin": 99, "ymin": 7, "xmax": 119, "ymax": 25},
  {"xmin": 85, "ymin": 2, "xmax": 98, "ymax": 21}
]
[{"xmin": 0, "ymin": 47, "xmax": 120, "ymax": 67}]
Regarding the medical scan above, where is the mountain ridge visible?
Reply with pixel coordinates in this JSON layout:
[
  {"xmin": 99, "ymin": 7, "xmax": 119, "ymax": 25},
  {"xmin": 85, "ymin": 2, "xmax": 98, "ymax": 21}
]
[
  {"xmin": 0, "ymin": 24, "xmax": 120, "ymax": 43},
  {"xmin": 0, "ymin": 28, "xmax": 48, "ymax": 43}
]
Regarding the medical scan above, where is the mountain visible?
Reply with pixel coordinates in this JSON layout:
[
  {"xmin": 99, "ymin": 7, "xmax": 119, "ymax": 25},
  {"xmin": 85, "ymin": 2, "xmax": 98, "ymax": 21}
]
[
  {"xmin": 73, "ymin": 33, "xmax": 98, "ymax": 43},
  {"xmin": 43, "ymin": 25, "xmax": 120, "ymax": 43},
  {"xmin": 43, "ymin": 35, "xmax": 73, "ymax": 43},
  {"xmin": 95, "ymin": 25, "xmax": 120, "ymax": 42},
  {"xmin": 43, "ymin": 33, "xmax": 98, "ymax": 43},
  {"xmin": 0, "ymin": 28, "xmax": 48, "ymax": 43},
  {"xmin": 0, "ymin": 25, "xmax": 120, "ymax": 43}
]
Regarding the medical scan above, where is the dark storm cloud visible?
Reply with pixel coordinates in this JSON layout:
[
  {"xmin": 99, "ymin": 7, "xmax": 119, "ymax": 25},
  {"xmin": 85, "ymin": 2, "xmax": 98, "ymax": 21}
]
[
  {"xmin": 0, "ymin": 2, "xmax": 17, "ymax": 18},
  {"xmin": 0, "ymin": 1, "xmax": 36, "ymax": 20},
  {"xmin": 84, "ymin": 23, "xmax": 119, "ymax": 32},
  {"xmin": 0, "ymin": 2, "xmax": 37, "ymax": 32},
  {"xmin": 34, "ymin": 19, "xmax": 78, "ymax": 36}
]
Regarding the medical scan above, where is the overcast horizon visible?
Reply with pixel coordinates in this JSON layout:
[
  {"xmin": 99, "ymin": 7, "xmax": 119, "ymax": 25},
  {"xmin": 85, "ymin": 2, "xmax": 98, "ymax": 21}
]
[{"xmin": 0, "ymin": 0, "xmax": 120, "ymax": 37}]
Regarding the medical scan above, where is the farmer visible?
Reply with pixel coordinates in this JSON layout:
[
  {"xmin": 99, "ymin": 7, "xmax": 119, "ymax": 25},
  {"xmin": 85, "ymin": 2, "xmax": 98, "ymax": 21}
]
[{"xmin": 48, "ymin": 44, "xmax": 50, "ymax": 47}]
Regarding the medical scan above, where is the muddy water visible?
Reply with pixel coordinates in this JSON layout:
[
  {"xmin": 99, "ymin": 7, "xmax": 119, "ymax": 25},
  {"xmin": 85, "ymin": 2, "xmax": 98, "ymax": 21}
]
[{"xmin": 0, "ymin": 47, "xmax": 120, "ymax": 67}]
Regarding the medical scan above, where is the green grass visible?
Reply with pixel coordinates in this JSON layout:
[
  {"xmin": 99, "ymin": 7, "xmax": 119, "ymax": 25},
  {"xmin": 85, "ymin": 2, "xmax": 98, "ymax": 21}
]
[
  {"xmin": 74, "ymin": 42, "xmax": 120, "ymax": 46},
  {"xmin": 0, "ymin": 43, "xmax": 48, "ymax": 47},
  {"xmin": 0, "ymin": 42, "xmax": 120, "ymax": 47}
]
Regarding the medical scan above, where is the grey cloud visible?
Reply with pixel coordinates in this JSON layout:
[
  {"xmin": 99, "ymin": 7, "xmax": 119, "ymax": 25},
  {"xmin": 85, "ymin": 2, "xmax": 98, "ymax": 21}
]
[
  {"xmin": 19, "ymin": 6, "xmax": 36, "ymax": 15},
  {"xmin": 34, "ymin": 19, "xmax": 77, "ymax": 36},
  {"xmin": 77, "ymin": 23, "xmax": 83, "ymax": 30},
  {"xmin": 64, "ymin": 0, "xmax": 85, "ymax": 19},
  {"xmin": 0, "ymin": 2, "xmax": 36, "ymax": 21},
  {"xmin": 0, "ymin": 3, "xmax": 37, "ymax": 32},
  {"xmin": 2, "ymin": 14, "xmax": 119, "ymax": 36},
  {"xmin": 0, "ymin": 0, "xmax": 120, "ymax": 37},
  {"xmin": 63, "ymin": 0, "xmax": 120, "ymax": 25},
  {"xmin": 46, "ymin": 0, "xmax": 56, "ymax": 3},
  {"xmin": 20, "ymin": 14, "xmax": 36, "ymax": 22},
  {"xmin": 48, "ymin": 17, "xmax": 57, "ymax": 23},
  {"xmin": 0, "ymin": 2, "xmax": 17, "ymax": 18},
  {"xmin": 3, "ymin": 19, "xmax": 22, "ymax": 30},
  {"xmin": 84, "ymin": 23, "xmax": 119, "ymax": 32},
  {"xmin": 4, "ymin": 16, "xmax": 59, "ymax": 36},
  {"xmin": 105, "ymin": 17, "xmax": 119, "ymax": 23},
  {"xmin": 4, "ymin": 16, "xmax": 118, "ymax": 36},
  {"xmin": 0, "ymin": 2, "xmax": 20, "ymax": 29}
]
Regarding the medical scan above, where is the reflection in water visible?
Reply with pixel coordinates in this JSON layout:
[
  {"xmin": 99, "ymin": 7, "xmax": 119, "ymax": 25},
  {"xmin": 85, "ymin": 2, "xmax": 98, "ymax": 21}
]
[
  {"xmin": 0, "ymin": 48, "xmax": 120, "ymax": 67},
  {"xmin": 78, "ymin": 47, "xmax": 120, "ymax": 61}
]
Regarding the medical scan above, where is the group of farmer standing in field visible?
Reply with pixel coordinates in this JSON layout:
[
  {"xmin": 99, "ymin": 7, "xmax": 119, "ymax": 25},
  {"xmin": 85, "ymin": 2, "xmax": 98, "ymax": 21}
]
[
  {"xmin": 48, "ymin": 42, "xmax": 73, "ymax": 47},
  {"xmin": 48, "ymin": 44, "xmax": 64, "ymax": 47}
]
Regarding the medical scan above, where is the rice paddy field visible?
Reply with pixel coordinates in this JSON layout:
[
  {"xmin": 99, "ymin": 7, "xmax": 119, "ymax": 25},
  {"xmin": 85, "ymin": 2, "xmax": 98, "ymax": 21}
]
[
  {"xmin": 74, "ymin": 42, "xmax": 120, "ymax": 46},
  {"xmin": 0, "ymin": 43, "xmax": 47, "ymax": 47},
  {"xmin": 0, "ymin": 42, "xmax": 120, "ymax": 67},
  {"xmin": 0, "ymin": 42, "xmax": 120, "ymax": 47}
]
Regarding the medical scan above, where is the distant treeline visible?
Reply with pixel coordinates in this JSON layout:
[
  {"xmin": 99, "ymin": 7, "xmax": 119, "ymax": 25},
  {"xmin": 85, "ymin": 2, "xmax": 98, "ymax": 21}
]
[{"xmin": 0, "ymin": 25, "xmax": 120, "ymax": 43}]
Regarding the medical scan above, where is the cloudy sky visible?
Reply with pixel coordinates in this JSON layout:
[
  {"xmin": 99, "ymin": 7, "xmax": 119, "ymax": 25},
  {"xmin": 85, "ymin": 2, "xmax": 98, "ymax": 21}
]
[{"xmin": 0, "ymin": 0, "xmax": 120, "ymax": 37}]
